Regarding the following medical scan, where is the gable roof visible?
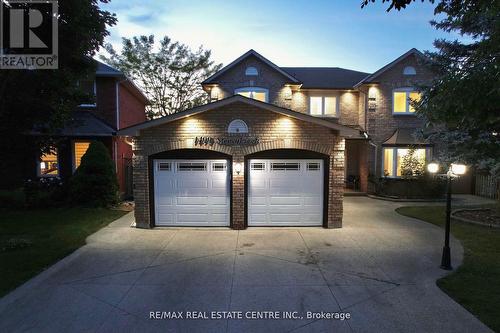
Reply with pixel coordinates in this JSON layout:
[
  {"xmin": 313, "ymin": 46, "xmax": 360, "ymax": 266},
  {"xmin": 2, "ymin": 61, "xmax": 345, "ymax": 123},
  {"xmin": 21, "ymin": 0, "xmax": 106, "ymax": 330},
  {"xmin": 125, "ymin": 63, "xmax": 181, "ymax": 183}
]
[
  {"xmin": 382, "ymin": 128, "xmax": 431, "ymax": 146},
  {"xmin": 118, "ymin": 95, "xmax": 361, "ymax": 138},
  {"xmin": 202, "ymin": 49, "xmax": 301, "ymax": 85},
  {"xmin": 281, "ymin": 67, "xmax": 369, "ymax": 89},
  {"xmin": 95, "ymin": 60, "xmax": 124, "ymax": 77},
  {"xmin": 354, "ymin": 48, "xmax": 425, "ymax": 87},
  {"xmin": 32, "ymin": 111, "xmax": 116, "ymax": 137}
]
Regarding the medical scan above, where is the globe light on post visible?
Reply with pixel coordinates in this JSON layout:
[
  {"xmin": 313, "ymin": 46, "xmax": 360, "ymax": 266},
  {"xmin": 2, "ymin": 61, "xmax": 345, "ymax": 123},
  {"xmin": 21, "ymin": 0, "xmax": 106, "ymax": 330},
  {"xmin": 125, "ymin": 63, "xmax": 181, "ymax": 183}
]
[
  {"xmin": 451, "ymin": 163, "xmax": 466, "ymax": 176},
  {"xmin": 427, "ymin": 162, "xmax": 439, "ymax": 174}
]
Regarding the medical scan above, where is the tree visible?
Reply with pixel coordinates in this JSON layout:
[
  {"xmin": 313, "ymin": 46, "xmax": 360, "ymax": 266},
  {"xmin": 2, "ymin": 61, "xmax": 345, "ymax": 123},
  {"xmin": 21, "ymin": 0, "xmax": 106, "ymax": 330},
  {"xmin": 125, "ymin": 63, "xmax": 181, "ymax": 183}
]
[
  {"xmin": 363, "ymin": 0, "xmax": 500, "ymax": 177},
  {"xmin": 101, "ymin": 35, "xmax": 222, "ymax": 118},
  {"xmin": 0, "ymin": 0, "xmax": 116, "ymax": 188},
  {"xmin": 69, "ymin": 141, "xmax": 118, "ymax": 206},
  {"xmin": 400, "ymin": 148, "xmax": 426, "ymax": 178},
  {"xmin": 361, "ymin": 0, "xmax": 433, "ymax": 11}
]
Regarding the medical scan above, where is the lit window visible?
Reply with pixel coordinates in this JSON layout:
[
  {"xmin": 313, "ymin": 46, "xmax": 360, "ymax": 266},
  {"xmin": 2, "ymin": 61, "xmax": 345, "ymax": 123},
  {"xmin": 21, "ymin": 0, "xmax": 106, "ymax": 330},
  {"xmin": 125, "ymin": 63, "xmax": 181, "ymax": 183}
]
[
  {"xmin": 39, "ymin": 149, "xmax": 59, "ymax": 177},
  {"xmin": 383, "ymin": 147, "xmax": 428, "ymax": 177},
  {"xmin": 309, "ymin": 96, "xmax": 337, "ymax": 117},
  {"xmin": 235, "ymin": 87, "xmax": 268, "ymax": 102},
  {"xmin": 245, "ymin": 67, "xmax": 258, "ymax": 76},
  {"xmin": 73, "ymin": 141, "xmax": 91, "ymax": 171},
  {"xmin": 383, "ymin": 148, "xmax": 394, "ymax": 177},
  {"xmin": 393, "ymin": 89, "xmax": 421, "ymax": 114}
]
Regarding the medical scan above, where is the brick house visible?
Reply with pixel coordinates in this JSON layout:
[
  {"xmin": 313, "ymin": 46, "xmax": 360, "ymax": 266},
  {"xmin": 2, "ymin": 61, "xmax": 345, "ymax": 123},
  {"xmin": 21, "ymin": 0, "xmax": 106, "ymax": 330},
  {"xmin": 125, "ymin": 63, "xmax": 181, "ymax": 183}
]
[
  {"xmin": 119, "ymin": 48, "xmax": 439, "ymax": 229},
  {"xmin": 33, "ymin": 61, "xmax": 148, "ymax": 197}
]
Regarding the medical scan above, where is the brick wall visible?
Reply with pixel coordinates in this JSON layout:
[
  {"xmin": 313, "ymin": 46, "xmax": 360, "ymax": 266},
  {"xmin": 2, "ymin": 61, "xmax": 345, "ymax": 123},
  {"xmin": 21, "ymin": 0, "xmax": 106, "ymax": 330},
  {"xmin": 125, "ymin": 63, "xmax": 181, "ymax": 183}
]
[
  {"xmin": 208, "ymin": 56, "xmax": 362, "ymax": 129},
  {"xmin": 132, "ymin": 101, "xmax": 345, "ymax": 229},
  {"xmin": 359, "ymin": 53, "xmax": 434, "ymax": 176},
  {"xmin": 93, "ymin": 77, "xmax": 117, "ymax": 128}
]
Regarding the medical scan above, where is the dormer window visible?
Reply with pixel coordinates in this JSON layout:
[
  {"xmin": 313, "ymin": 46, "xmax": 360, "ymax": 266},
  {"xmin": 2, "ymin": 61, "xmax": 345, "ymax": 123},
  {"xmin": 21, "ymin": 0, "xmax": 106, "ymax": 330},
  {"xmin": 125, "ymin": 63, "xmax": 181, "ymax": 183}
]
[
  {"xmin": 245, "ymin": 66, "xmax": 258, "ymax": 76},
  {"xmin": 403, "ymin": 66, "xmax": 416, "ymax": 75},
  {"xmin": 235, "ymin": 87, "xmax": 268, "ymax": 102}
]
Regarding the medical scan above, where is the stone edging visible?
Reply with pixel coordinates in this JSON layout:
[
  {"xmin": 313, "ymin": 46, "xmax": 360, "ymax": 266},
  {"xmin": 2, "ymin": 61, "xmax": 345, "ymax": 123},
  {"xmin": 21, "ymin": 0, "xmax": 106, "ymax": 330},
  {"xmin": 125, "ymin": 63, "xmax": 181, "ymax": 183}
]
[
  {"xmin": 452, "ymin": 208, "xmax": 500, "ymax": 228},
  {"xmin": 367, "ymin": 194, "xmax": 445, "ymax": 203}
]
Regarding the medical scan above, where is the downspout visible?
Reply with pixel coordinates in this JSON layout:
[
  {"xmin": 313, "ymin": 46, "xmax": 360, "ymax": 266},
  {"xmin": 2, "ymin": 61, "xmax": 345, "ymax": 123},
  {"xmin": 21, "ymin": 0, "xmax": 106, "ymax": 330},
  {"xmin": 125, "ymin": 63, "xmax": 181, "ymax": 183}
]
[{"xmin": 369, "ymin": 141, "xmax": 378, "ymax": 177}]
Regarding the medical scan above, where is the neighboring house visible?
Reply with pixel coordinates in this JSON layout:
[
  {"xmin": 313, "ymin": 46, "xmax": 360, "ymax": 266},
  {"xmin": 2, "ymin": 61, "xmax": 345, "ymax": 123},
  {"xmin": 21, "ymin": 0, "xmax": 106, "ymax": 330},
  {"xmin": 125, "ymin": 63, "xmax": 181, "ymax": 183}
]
[
  {"xmin": 118, "ymin": 48, "xmax": 439, "ymax": 230},
  {"xmin": 35, "ymin": 61, "xmax": 148, "ymax": 197}
]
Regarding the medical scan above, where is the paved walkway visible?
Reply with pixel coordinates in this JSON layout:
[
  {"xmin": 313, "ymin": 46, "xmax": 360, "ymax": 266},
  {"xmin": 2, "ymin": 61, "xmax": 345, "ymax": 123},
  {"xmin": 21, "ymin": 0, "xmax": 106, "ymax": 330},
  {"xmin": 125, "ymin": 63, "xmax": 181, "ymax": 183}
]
[{"xmin": 0, "ymin": 197, "xmax": 492, "ymax": 332}]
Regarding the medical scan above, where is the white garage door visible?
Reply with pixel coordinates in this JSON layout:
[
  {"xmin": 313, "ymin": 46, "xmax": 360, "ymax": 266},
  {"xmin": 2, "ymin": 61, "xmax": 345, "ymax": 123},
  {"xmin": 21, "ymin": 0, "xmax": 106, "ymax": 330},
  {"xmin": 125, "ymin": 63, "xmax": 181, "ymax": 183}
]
[
  {"xmin": 248, "ymin": 159, "xmax": 324, "ymax": 226},
  {"xmin": 153, "ymin": 159, "xmax": 230, "ymax": 226}
]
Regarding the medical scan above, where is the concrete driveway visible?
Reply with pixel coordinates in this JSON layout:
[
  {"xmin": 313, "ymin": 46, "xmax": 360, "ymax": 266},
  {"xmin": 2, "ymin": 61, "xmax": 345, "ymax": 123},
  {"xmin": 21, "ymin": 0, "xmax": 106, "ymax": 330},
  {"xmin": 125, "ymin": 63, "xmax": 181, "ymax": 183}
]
[{"xmin": 0, "ymin": 197, "xmax": 492, "ymax": 333}]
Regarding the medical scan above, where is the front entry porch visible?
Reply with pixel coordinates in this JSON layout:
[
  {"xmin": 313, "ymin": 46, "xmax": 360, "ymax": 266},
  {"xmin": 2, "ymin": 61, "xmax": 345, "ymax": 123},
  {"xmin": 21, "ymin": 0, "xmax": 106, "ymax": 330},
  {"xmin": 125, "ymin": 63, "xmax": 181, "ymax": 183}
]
[{"xmin": 344, "ymin": 139, "xmax": 369, "ymax": 194}]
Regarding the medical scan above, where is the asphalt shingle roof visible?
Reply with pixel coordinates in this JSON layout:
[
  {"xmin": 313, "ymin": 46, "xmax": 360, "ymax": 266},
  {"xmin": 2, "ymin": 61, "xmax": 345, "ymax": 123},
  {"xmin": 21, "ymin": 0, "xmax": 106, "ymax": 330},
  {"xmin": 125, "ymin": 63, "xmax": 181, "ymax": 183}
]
[{"xmin": 281, "ymin": 67, "xmax": 370, "ymax": 89}]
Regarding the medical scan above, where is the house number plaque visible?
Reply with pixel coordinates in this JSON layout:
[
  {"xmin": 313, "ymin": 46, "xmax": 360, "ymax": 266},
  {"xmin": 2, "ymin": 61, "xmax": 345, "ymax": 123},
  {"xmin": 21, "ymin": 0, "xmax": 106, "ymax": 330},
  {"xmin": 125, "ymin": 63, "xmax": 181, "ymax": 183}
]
[{"xmin": 194, "ymin": 136, "xmax": 259, "ymax": 147}]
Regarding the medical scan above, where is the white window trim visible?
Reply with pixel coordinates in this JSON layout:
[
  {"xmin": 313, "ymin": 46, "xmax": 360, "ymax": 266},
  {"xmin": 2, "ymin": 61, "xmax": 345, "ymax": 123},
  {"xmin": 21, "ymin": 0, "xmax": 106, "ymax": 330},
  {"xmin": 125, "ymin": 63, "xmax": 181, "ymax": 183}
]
[
  {"xmin": 78, "ymin": 80, "xmax": 97, "ymax": 108},
  {"xmin": 37, "ymin": 148, "xmax": 59, "ymax": 178},
  {"xmin": 381, "ymin": 146, "xmax": 432, "ymax": 178},
  {"xmin": 392, "ymin": 88, "xmax": 419, "ymax": 115},
  {"xmin": 308, "ymin": 96, "xmax": 339, "ymax": 117},
  {"xmin": 234, "ymin": 87, "xmax": 269, "ymax": 102}
]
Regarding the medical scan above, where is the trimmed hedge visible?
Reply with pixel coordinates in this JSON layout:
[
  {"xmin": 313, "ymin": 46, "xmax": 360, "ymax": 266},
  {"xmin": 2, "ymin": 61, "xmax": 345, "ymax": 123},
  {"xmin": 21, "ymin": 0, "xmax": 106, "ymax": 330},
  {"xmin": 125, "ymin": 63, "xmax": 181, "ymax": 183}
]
[{"xmin": 372, "ymin": 175, "xmax": 446, "ymax": 199}]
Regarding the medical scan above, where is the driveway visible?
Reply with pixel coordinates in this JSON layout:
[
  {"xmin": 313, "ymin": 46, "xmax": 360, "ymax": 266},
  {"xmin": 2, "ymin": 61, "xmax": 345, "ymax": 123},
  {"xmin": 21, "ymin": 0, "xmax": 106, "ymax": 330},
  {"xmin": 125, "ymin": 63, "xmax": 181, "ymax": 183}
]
[{"xmin": 0, "ymin": 197, "xmax": 492, "ymax": 333}]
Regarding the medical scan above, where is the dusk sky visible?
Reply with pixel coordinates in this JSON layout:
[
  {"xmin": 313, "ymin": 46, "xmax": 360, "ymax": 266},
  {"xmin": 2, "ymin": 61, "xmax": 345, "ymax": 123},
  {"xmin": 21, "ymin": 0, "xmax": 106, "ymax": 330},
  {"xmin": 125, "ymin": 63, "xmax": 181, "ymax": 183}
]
[{"xmin": 99, "ymin": 0, "xmax": 456, "ymax": 73}]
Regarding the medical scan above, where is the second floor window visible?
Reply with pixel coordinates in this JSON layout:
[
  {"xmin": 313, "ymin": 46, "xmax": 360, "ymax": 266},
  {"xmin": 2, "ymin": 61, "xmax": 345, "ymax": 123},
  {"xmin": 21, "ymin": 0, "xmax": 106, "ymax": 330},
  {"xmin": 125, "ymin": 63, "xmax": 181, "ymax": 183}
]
[
  {"xmin": 393, "ymin": 88, "xmax": 421, "ymax": 114},
  {"xmin": 78, "ymin": 79, "xmax": 96, "ymax": 107},
  {"xmin": 235, "ymin": 87, "xmax": 268, "ymax": 103},
  {"xmin": 309, "ymin": 96, "xmax": 337, "ymax": 117}
]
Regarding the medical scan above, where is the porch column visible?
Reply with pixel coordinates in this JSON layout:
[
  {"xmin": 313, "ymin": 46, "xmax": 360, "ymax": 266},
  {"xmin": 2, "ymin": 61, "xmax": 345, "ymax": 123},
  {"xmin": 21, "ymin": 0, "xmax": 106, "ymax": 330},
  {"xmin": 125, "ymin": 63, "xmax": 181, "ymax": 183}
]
[
  {"xmin": 358, "ymin": 141, "xmax": 369, "ymax": 193},
  {"xmin": 232, "ymin": 153, "xmax": 245, "ymax": 229},
  {"xmin": 328, "ymin": 137, "xmax": 345, "ymax": 228}
]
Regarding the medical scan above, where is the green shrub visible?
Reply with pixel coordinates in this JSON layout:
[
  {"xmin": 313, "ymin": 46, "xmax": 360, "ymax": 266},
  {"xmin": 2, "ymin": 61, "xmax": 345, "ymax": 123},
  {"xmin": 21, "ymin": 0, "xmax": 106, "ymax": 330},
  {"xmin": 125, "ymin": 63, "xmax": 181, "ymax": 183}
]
[
  {"xmin": 23, "ymin": 177, "xmax": 66, "ymax": 208},
  {"xmin": 372, "ymin": 174, "xmax": 446, "ymax": 199},
  {"xmin": 69, "ymin": 141, "xmax": 118, "ymax": 206}
]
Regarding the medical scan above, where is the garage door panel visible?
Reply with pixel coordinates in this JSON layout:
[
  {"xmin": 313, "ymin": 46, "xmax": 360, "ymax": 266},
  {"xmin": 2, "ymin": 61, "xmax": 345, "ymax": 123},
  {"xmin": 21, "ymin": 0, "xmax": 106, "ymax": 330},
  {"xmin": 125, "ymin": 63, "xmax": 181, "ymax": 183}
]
[
  {"xmin": 269, "ymin": 196, "xmax": 302, "ymax": 206},
  {"xmin": 249, "ymin": 159, "xmax": 323, "ymax": 226},
  {"xmin": 154, "ymin": 159, "xmax": 230, "ymax": 226},
  {"xmin": 176, "ymin": 196, "xmax": 209, "ymax": 205},
  {"xmin": 209, "ymin": 196, "xmax": 229, "ymax": 205},
  {"xmin": 156, "ymin": 213, "xmax": 174, "ymax": 223},
  {"xmin": 250, "ymin": 196, "xmax": 267, "ymax": 205},
  {"xmin": 177, "ymin": 179, "xmax": 209, "ymax": 189}
]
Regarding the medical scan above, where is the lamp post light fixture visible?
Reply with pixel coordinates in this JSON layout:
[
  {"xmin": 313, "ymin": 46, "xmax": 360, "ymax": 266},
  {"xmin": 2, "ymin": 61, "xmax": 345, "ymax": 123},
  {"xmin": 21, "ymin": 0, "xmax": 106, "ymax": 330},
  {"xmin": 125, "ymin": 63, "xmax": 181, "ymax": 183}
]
[{"xmin": 427, "ymin": 162, "xmax": 467, "ymax": 270}]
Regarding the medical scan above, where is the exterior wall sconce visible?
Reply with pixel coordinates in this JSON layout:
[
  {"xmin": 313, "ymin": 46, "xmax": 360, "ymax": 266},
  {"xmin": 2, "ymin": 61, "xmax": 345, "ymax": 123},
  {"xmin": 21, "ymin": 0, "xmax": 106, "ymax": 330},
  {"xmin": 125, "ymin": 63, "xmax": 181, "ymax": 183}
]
[
  {"xmin": 234, "ymin": 162, "xmax": 243, "ymax": 175},
  {"xmin": 427, "ymin": 162, "xmax": 467, "ymax": 270},
  {"xmin": 283, "ymin": 85, "xmax": 292, "ymax": 100}
]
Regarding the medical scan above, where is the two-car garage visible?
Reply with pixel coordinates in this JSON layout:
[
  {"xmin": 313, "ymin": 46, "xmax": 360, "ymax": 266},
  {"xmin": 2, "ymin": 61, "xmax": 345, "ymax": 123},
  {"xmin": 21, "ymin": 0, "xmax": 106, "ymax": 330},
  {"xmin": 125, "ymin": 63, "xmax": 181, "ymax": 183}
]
[{"xmin": 153, "ymin": 157, "xmax": 325, "ymax": 227}]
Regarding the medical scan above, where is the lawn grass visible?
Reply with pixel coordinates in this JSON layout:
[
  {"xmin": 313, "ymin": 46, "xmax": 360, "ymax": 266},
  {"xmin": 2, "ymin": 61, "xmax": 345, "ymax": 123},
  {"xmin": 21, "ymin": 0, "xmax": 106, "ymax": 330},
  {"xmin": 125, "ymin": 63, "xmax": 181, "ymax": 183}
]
[
  {"xmin": 396, "ymin": 205, "xmax": 500, "ymax": 332},
  {"xmin": 0, "ymin": 207, "xmax": 126, "ymax": 297}
]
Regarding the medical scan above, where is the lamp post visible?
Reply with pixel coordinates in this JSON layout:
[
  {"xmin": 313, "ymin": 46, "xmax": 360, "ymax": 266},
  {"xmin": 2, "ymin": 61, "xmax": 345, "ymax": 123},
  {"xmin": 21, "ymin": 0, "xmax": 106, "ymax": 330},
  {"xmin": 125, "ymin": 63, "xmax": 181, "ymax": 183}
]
[{"xmin": 427, "ymin": 162, "xmax": 467, "ymax": 270}]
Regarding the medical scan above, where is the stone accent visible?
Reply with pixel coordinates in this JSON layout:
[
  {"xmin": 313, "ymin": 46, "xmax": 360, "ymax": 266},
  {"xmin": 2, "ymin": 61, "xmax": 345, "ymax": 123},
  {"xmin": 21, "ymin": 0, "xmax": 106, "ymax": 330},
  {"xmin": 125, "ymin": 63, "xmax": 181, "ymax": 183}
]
[{"xmin": 132, "ymin": 102, "xmax": 345, "ymax": 229}]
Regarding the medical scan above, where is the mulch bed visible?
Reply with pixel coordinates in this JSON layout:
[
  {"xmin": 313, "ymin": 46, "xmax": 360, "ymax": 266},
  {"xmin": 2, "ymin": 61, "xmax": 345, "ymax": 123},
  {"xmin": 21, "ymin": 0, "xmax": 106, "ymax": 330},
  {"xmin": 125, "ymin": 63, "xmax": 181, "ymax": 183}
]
[{"xmin": 454, "ymin": 209, "xmax": 500, "ymax": 226}]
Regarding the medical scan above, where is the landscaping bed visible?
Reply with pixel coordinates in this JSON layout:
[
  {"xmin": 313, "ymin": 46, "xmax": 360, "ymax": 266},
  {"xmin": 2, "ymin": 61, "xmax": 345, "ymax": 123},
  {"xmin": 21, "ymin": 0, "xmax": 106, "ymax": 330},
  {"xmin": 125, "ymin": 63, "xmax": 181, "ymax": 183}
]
[{"xmin": 453, "ymin": 208, "xmax": 500, "ymax": 227}]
